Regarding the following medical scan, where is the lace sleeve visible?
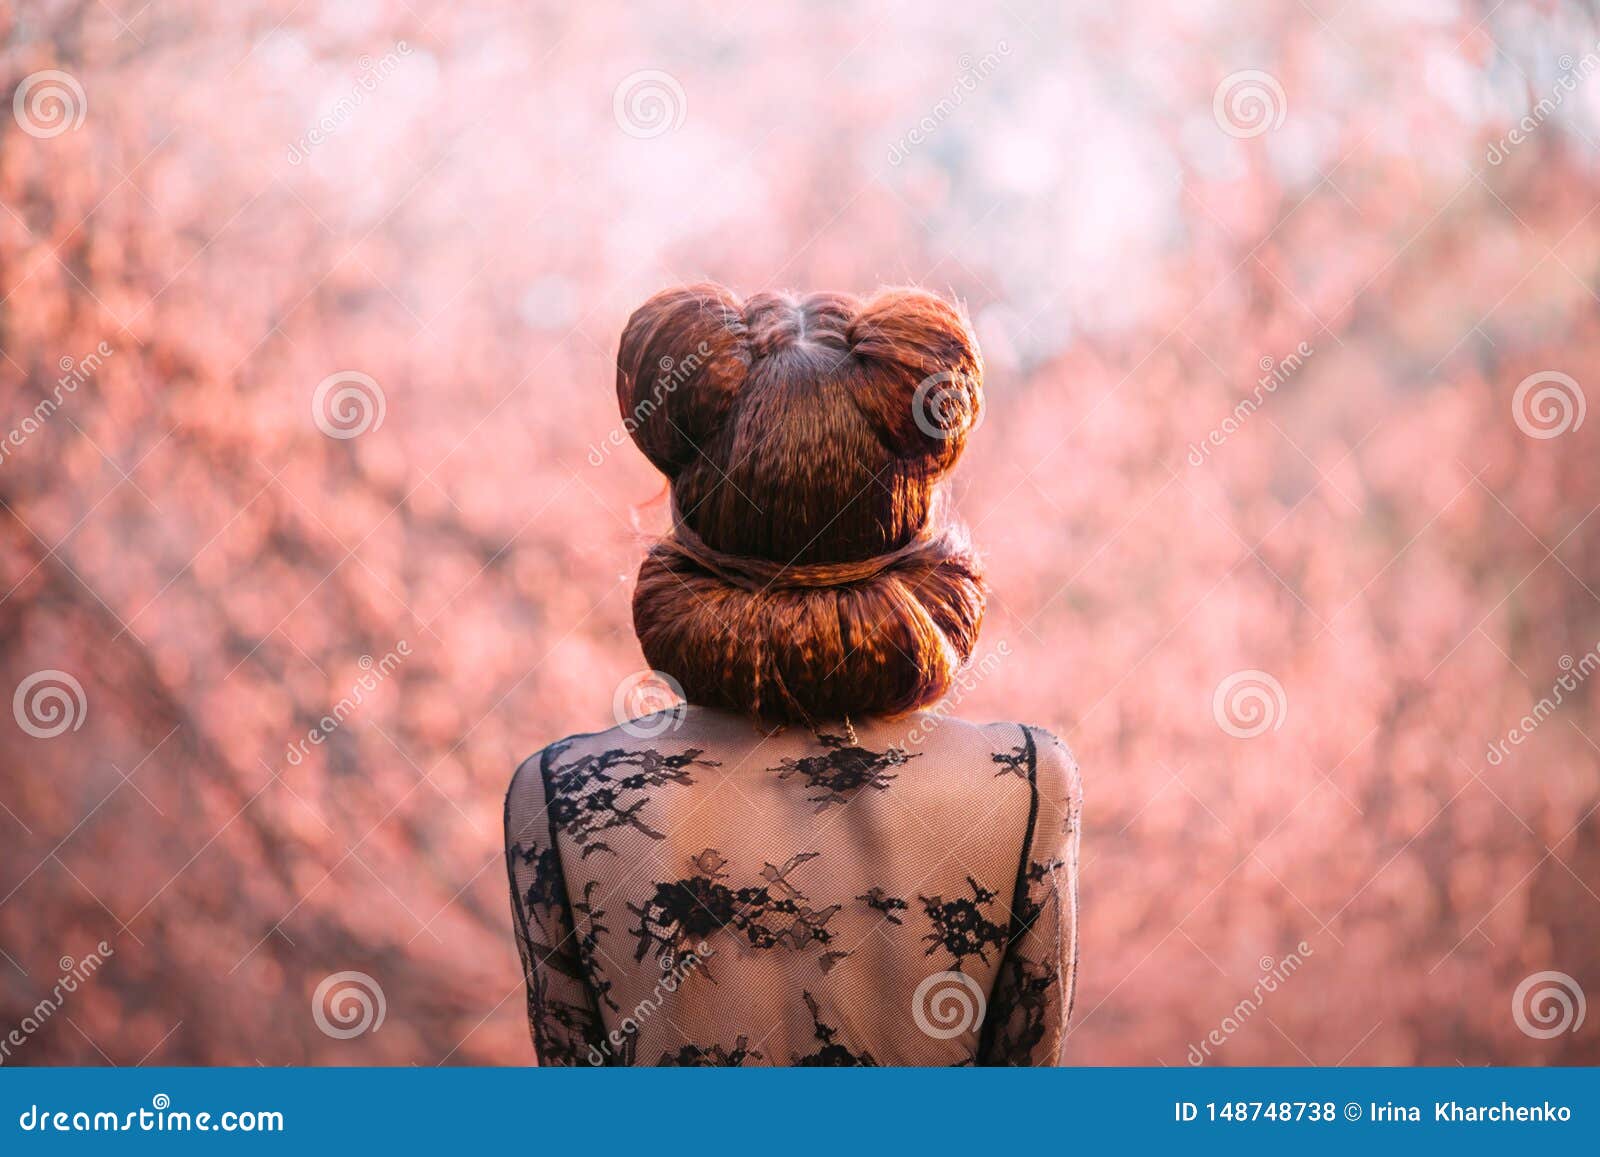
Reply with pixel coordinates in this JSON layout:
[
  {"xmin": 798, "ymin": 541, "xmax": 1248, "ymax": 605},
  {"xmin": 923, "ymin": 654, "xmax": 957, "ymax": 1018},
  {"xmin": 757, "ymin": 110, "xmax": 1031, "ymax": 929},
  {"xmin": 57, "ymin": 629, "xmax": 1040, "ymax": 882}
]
[
  {"xmin": 978, "ymin": 726, "xmax": 1082, "ymax": 1065},
  {"xmin": 505, "ymin": 748, "xmax": 606, "ymax": 1066}
]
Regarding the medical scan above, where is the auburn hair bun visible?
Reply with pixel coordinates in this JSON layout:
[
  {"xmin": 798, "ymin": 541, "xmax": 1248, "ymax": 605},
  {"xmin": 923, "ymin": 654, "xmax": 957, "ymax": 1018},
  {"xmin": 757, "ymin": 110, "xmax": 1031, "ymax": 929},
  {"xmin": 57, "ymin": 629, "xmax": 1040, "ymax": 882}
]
[{"xmin": 617, "ymin": 283, "xmax": 987, "ymax": 723}]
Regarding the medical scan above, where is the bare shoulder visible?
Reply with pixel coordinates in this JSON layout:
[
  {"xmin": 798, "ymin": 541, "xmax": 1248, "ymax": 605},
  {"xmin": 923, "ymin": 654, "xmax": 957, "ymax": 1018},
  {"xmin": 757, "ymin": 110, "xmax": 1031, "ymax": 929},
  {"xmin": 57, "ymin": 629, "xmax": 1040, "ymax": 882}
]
[
  {"xmin": 1013, "ymin": 723, "xmax": 1081, "ymax": 800},
  {"xmin": 505, "ymin": 718, "xmax": 635, "ymax": 798},
  {"xmin": 505, "ymin": 709, "xmax": 697, "ymax": 818},
  {"xmin": 505, "ymin": 728, "xmax": 590, "ymax": 825},
  {"xmin": 504, "ymin": 744, "xmax": 553, "ymax": 845},
  {"xmin": 968, "ymin": 719, "xmax": 1082, "ymax": 849},
  {"xmin": 950, "ymin": 716, "xmax": 1082, "ymax": 822},
  {"xmin": 886, "ymin": 713, "xmax": 1080, "ymax": 797}
]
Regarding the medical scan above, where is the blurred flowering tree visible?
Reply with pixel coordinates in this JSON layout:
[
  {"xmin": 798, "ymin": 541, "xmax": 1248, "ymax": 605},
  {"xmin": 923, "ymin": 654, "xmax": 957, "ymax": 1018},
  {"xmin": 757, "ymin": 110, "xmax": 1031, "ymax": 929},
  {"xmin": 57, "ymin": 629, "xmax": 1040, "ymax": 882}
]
[{"xmin": 1, "ymin": 0, "xmax": 1598, "ymax": 1064}]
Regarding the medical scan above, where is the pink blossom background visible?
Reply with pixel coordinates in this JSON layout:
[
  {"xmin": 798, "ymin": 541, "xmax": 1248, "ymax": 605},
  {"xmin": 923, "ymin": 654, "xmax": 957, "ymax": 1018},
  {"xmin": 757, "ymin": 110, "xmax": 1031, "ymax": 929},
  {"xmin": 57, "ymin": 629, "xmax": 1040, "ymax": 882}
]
[{"xmin": 2, "ymin": 0, "xmax": 1598, "ymax": 1064}]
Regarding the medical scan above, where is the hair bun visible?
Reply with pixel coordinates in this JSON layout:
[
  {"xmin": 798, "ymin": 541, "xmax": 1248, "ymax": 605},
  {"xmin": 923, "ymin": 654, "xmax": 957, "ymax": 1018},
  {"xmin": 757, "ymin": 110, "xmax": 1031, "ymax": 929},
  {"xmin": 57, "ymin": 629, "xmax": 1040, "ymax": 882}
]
[
  {"xmin": 617, "ymin": 282, "xmax": 989, "ymax": 724},
  {"xmin": 846, "ymin": 289, "xmax": 983, "ymax": 471},
  {"xmin": 739, "ymin": 292, "xmax": 806, "ymax": 356},
  {"xmin": 634, "ymin": 530, "xmax": 985, "ymax": 723},
  {"xmin": 615, "ymin": 283, "xmax": 751, "ymax": 477}
]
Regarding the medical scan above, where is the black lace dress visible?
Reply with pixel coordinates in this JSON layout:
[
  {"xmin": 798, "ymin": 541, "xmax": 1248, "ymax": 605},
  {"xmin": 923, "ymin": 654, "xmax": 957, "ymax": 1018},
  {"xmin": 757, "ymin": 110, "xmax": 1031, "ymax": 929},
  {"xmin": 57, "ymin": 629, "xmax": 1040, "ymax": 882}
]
[{"xmin": 505, "ymin": 706, "xmax": 1081, "ymax": 1066}]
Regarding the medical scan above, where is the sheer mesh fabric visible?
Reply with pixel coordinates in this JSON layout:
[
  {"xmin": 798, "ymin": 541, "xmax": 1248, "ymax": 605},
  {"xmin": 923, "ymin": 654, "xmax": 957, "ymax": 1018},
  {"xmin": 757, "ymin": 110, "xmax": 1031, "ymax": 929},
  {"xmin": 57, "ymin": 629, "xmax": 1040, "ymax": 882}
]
[{"xmin": 505, "ymin": 706, "xmax": 1081, "ymax": 1066}]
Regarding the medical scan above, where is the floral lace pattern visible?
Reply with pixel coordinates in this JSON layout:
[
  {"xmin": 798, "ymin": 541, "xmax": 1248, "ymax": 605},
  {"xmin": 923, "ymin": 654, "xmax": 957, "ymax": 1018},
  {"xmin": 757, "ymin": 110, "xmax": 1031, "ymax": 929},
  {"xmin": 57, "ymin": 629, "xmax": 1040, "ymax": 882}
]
[
  {"xmin": 858, "ymin": 886, "xmax": 909, "ymax": 924},
  {"xmin": 627, "ymin": 848, "xmax": 844, "ymax": 972},
  {"xmin": 543, "ymin": 740, "xmax": 719, "ymax": 858},
  {"xmin": 771, "ymin": 732, "xmax": 917, "ymax": 811},
  {"xmin": 792, "ymin": 991, "xmax": 878, "ymax": 1066},
  {"xmin": 920, "ymin": 876, "xmax": 1009, "ymax": 969},
  {"xmin": 506, "ymin": 712, "xmax": 1080, "ymax": 1066}
]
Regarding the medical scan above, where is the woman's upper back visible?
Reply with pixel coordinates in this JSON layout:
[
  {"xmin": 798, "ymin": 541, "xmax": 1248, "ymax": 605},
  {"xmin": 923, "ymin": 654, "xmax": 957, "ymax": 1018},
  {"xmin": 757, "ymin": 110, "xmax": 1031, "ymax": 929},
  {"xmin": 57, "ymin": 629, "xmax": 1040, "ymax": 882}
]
[{"xmin": 505, "ymin": 705, "xmax": 1081, "ymax": 1065}]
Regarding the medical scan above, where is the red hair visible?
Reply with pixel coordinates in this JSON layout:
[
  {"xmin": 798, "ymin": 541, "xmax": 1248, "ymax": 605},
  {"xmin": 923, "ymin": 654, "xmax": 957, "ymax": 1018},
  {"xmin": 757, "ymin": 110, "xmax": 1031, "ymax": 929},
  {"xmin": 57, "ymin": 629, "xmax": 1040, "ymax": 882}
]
[{"xmin": 617, "ymin": 283, "xmax": 986, "ymax": 723}]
